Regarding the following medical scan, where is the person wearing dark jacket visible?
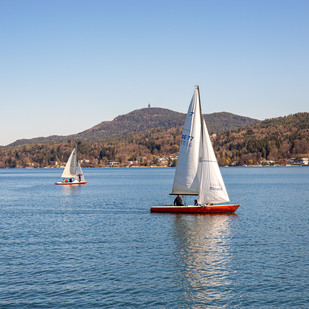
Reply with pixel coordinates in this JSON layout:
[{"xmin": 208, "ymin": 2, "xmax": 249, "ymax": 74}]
[{"xmin": 174, "ymin": 195, "xmax": 184, "ymax": 206}]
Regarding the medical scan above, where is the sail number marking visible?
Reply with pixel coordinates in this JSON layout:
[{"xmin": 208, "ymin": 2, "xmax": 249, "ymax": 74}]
[{"xmin": 181, "ymin": 134, "xmax": 194, "ymax": 147}]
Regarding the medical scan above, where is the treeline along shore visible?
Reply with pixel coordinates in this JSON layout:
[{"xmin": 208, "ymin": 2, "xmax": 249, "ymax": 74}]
[{"xmin": 0, "ymin": 109, "xmax": 308, "ymax": 168}]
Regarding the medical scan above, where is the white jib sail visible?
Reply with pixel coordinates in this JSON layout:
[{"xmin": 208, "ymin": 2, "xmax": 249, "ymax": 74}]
[
  {"xmin": 171, "ymin": 88, "xmax": 201, "ymax": 195},
  {"xmin": 76, "ymin": 161, "xmax": 85, "ymax": 181},
  {"xmin": 61, "ymin": 148, "xmax": 77, "ymax": 178},
  {"xmin": 198, "ymin": 119, "xmax": 230, "ymax": 204}
]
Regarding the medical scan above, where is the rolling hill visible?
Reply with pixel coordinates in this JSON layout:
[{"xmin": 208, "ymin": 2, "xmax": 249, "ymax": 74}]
[
  {"xmin": 0, "ymin": 112, "xmax": 308, "ymax": 168},
  {"xmin": 6, "ymin": 108, "xmax": 259, "ymax": 147}
]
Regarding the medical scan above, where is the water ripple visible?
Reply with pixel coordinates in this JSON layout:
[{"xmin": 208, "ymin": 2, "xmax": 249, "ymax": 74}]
[{"xmin": 0, "ymin": 167, "xmax": 308, "ymax": 307}]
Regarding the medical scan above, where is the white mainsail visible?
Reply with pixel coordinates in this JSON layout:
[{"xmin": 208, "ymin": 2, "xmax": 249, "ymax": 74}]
[
  {"xmin": 61, "ymin": 148, "xmax": 78, "ymax": 178},
  {"xmin": 171, "ymin": 87, "xmax": 201, "ymax": 195},
  {"xmin": 172, "ymin": 86, "xmax": 230, "ymax": 204}
]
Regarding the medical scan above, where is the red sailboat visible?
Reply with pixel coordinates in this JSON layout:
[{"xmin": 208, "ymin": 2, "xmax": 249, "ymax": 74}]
[{"xmin": 150, "ymin": 86, "xmax": 239, "ymax": 214}]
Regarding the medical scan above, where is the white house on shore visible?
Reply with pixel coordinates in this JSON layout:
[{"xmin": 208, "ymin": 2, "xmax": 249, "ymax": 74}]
[
  {"xmin": 295, "ymin": 158, "xmax": 309, "ymax": 165},
  {"xmin": 288, "ymin": 157, "xmax": 309, "ymax": 165}
]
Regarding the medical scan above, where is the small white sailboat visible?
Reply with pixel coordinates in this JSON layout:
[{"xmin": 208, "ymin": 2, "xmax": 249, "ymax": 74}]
[
  {"xmin": 54, "ymin": 147, "xmax": 87, "ymax": 185},
  {"xmin": 151, "ymin": 86, "xmax": 239, "ymax": 213}
]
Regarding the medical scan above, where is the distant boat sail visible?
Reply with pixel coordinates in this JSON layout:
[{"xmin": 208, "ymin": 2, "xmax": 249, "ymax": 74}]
[
  {"xmin": 151, "ymin": 86, "xmax": 239, "ymax": 213},
  {"xmin": 54, "ymin": 147, "xmax": 87, "ymax": 185}
]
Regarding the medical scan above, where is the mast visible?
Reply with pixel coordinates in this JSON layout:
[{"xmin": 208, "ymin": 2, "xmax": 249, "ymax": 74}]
[{"xmin": 196, "ymin": 84, "xmax": 204, "ymax": 142}]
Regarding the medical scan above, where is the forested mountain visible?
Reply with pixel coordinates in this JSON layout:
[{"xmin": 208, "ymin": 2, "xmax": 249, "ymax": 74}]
[
  {"xmin": 6, "ymin": 108, "xmax": 259, "ymax": 147},
  {"xmin": 1, "ymin": 112, "xmax": 308, "ymax": 168},
  {"xmin": 213, "ymin": 112, "xmax": 309, "ymax": 165}
]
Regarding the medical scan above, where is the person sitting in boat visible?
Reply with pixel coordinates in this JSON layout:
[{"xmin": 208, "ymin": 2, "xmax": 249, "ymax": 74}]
[
  {"xmin": 174, "ymin": 195, "xmax": 184, "ymax": 206},
  {"xmin": 65, "ymin": 178, "xmax": 68, "ymax": 182},
  {"xmin": 194, "ymin": 199, "xmax": 198, "ymax": 206},
  {"xmin": 69, "ymin": 178, "xmax": 72, "ymax": 182}
]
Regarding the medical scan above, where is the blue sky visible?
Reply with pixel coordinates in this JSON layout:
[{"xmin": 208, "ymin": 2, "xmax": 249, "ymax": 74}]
[{"xmin": 1, "ymin": 0, "xmax": 308, "ymax": 146}]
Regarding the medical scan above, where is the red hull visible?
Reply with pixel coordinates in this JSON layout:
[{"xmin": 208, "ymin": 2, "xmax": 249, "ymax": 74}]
[
  {"xmin": 54, "ymin": 181, "xmax": 87, "ymax": 185},
  {"xmin": 150, "ymin": 204, "xmax": 239, "ymax": 214}
]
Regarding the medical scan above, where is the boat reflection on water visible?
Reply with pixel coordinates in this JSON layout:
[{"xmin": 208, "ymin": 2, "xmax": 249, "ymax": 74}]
[
  {"xmin": 61, "ymin": 184, "xmax": 84, "ymax": 196},
  {"xmin": 172, "ymin": 214, "xmax": 238, "ymax": 305}
]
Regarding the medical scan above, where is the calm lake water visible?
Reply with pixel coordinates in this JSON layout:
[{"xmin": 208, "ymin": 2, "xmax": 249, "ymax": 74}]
[{"xmin": 0, "ymin": 167, "xmax": 308, "ymax": 308}]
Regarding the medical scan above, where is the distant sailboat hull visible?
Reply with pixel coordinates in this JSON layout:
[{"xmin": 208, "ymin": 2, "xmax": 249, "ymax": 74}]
[
  {"xmin": 150, "ymin": 204, "xmax": 239, "ymax": 214},
  {"xmin": 54, "ymin": 181, "xmax": 87, "ymax": 185}
]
